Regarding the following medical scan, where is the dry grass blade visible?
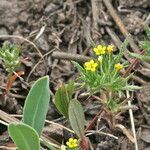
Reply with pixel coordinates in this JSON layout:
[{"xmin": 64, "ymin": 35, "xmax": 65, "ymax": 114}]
[
  {"xmin": 0, "ymin": 146, "xmax": 17, "ymax": 150},
  {"xmin": 115, "ymin": 124, "xmax": 135, "ymax": 143},
  {"xmin": 86, "ymin": 130, "xmax": 118, "ymax": 140},
  {"xmin": 26, "ymin": 48, "xmax": 55, "ymax": 82},
  {"xmin": 126, "ymin": 90, "xmax": 138, "ymax": 150}
]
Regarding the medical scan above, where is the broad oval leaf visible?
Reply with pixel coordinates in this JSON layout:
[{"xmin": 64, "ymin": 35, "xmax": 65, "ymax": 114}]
[
  {"xmin": 69, "ymin": 99, "xmax": 85, "ymax": 137},
  {"xmin": 23, "ymin": 76, "xmax": 50, "ymax": 136},
  {"xmin": 8, "ymin": 123, "xmax": 40, "ymax": 150}
]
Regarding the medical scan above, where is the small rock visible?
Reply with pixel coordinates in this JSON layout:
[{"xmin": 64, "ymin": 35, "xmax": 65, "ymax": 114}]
[
  {"xmin": 45, "ymin": 3, "xmax": 59, "ymax": 14},
  {"xmin": 35, "ymin": 34, "xmax": 49, "ymax": 51},
  {"xmin": 141, "ymin": 128, "xmax": 150, "ymax": 143},
  {"xmin": 19, "ymin": 11, "xmax": 29, "ymax": 22},
  {"xmin": 0, "ymin": 27, "xmax": 9, "ymax": 35}
]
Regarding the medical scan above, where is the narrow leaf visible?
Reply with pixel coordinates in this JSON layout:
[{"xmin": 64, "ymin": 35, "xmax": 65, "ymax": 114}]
[
  {"xmin": 72, "ymin": 61, "xmax": 85, "ymax": 74},
  {"xmin": 54, "ymin": 81, "xmax": 74, "ymax": 118},
  {"xmin": 8, "ymin": 123, "xmax": 40, "ymax": 150},
  {"xmin": 67, "ymin": 80, "xmax": 74, "ymax": 100},
  {"xmin": 55, "ymin": 85, "xmax": 69, "ymax": 117},
  {"xmin": 23, "ymin": 76, "xmax": 50, "ymax": 136},
  {"xmin": 69, "ymin": 99, "xmax": 85, "ymax": 137}
]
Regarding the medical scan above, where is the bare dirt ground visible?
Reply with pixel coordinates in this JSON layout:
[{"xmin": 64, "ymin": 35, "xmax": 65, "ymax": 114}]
[{"xmin": 0, "ymin": 0, "xmax": 150, "ymax": 150}]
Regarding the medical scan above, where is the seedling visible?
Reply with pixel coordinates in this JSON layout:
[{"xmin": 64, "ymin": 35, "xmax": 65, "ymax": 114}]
[{"xmin": 0, "ymin": 43, "xmax": 23, "ymax": 94}]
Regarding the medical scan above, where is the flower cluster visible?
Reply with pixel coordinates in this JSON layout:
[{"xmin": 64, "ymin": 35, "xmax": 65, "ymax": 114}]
[
  {"xmin": 66, "ymin": 138, "xmax": 78, "ymax": 148},
  {"xmin": 93, "ymin": 44, "xmax": 114, "ymax": 55},
  {"xmin": 84, "ymin": 44, "xmax": 123, "ymax": 72}
]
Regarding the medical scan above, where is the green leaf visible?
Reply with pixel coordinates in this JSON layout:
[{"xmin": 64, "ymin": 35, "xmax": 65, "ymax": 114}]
[
  {"xmin": 130, "ymin": 51, "xmax": 150, "ymax": 62},
  {"xmin": 121, "ymin": 85, "xmax": 142, "ymax": 91},
  {"xmin": 8, "ymin": 123, "xmax": 40, "ymax": 150},
  {"xmin": 115, "ymin": 37, "xmax": 129, "ymax": 63},
  {"xmin": 41, "ymin": 138, "xmax": 58, "ymax": 150},
  {"xmin": 54, "ymin": 81, "xmax": 74, "ymax": 118},
  {"xmin": 107, "ymin": 98, "xmax": 119, "ymax": 112},
  {"xmin": 72, "ymin": 61, "xmax": 85, "ymax": 74},
  {"xmin": 69, "ymin": 99, "xmax": 85, "ymax": 137},
  {"xmin": 23, "ymin": 76, "xmax": 50, "ymax": 136},
  {"xmin": 67, "ymin": 80, "xmax": 74, "ymax": 100}
]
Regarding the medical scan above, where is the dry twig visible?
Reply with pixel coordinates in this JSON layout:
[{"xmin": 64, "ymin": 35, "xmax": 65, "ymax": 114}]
[{"xmin": 51, "ymin": 51, "xmax": 91, "ymax": 62}]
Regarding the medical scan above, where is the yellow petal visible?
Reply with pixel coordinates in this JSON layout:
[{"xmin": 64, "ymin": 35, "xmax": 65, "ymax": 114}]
[
  {"xmin": 91, "ymin": 68, "xmax": 96, "ymax": 72},
  {"xmin": 66, "ymin": 142, "xmax": 70, "ymax": 146},
  {"xmin": 73, "ymin": 139, "xmax": 77, "ymax": 143},
  {"xmin": 93, "ymin": 63, "xmax": 98, "ymax": 67},
  {"xmin": 69, "ymin": 145, "xmax": 73, "ymax": 148},
  {"xmin": 89, "ymin": 59, "xmax": 94, "ymax": 64},
  {"xmin": 93, "ymin": 47, "xmax": 98, "ymax": 52},
  {"xmin": 73, "ymin": 144, "xmax": 78, "ymax": 147},
  {"xmin": 97, "ymin": 45, "xmax": 103, "ymax": 50},
  {"xmin": 84, "ymin": 62, "xmax": 89, "ymax": 67},
  {"xmin": 102, "ymin": 46, "xmax": 106, "ymax": 51},
  {"xmin": 69, "ymin": 138, "xmax": 73, "ymax": 142}
]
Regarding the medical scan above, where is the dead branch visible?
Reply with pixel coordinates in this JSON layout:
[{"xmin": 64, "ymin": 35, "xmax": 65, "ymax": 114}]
[{"xmin": 51, "ymin": 51, "xmax": 91, "ymax": 62}]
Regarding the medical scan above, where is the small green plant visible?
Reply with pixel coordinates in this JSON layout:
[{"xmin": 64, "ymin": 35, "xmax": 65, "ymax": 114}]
[
  {"xmin": 0, "ymin": 43, "xmax": 20, "ymax": 73},
  {"xmin": 53, "ymin": 39, "xmax": 141, "ymax": 150},
  {"xmin": 54, "ymin": 82, "xmax": 87, "ymax": 150},
  {"xmin": 0, "ymin": 43, "xmax": 23, "ymax": 93},
  {"xmin": 73, "ymin": 41, "xmax": 140, "ymax": 112},
  {"xmin": 130, "ymin": 27, "xmax": 150, "ymax": 61}
]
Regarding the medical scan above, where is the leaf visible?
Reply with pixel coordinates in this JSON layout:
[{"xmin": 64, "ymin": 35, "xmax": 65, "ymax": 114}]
[
  {"xmin": 115, "ymin": 37, "xmax": 129, "ymax": 63},
  {"xmin": 54, "ymin": 85, "xmax": 69, "ymax": 117},
  {"xmin": 23, "ymin": 76, "xmax": 50, "ymax": 136},
  {"xmin": 69, "ymin": 99, "xmax": 85, "ymax": 137},
  {"xmin": 72, "ymin": 61, "xmax": 85, "ymax": 74},
  {"xmin": 67, "ymin": 80, "xmax": 74, "ymax": 100},
  {"xmin": 130, "ymin": 52, "xmax": 150, "ymax": 62},
  {"xmin": 54, "ymin": 81, "xmax": 74, "ymax": 118},
  {"xmin": 41, "ymin": 138, "xmax": 58, "ymax": 150},
  {"xmin": 8, "ymin": 123, "xmax": 40, "ymax": 150},
  {"xmin": 122, "ymin": 85, "xmax": 142, "ymax": 91}
]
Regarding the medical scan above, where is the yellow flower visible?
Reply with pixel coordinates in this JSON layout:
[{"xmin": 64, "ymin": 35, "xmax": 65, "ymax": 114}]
[
  {"xmin": 114, "ymin": 63, "xmax": 123, "ymax": 70},
  {"xmin": 66, "ymin": 138, "xmax": 78, "ymax": 148},
  {"xmin": 84, "ymin": 59, "xmax": 98, "ymax": 72},
  {"xmin": 93, "ymin": 45, "xmax": 106, "ymax": 55},
  {"xmin": 107, "ymin": 45, "xmax": 114, "ymax": 54},
  {"xmin": 98, "ymin": 56, "xmax": 103, "ymax": 63}
]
